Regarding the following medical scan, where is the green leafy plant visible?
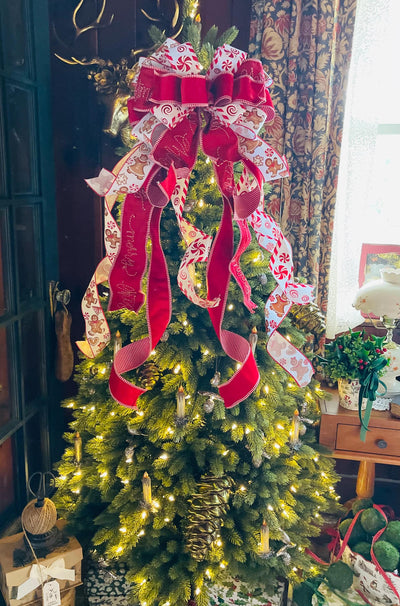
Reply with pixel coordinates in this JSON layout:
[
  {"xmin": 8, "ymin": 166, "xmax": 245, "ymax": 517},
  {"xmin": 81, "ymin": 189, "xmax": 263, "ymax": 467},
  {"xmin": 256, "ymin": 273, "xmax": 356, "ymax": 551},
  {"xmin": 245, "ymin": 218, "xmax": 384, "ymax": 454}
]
[{"xmin": 322, "ymin": 330, "xmax": 388, "ymax": 382}]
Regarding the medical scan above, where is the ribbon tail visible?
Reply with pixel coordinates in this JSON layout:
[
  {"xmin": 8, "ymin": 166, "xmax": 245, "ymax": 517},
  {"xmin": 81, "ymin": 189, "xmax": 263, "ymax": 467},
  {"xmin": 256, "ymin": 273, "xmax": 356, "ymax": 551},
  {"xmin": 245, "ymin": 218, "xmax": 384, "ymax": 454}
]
[
  {"xmin": 359, "ymin": 389, "xmax": 373, "ymax": 443},
  {"xmin": 267, "ymin": 331, "xmax": 314, "ymax": 388},
  {"xmin": 76, "ymin": 257, "xmax": 112, "ymax": 358},
  {"xmin": 229, "ymin": 219, "xmax": 257, "ymax": 313},
  {"xmin": 109, "ymin": 206, "xmax": 172, "ymax": 407},
  {"xmin": 207, "ymin": 197, "xmax": 259, "ymax": 408}
]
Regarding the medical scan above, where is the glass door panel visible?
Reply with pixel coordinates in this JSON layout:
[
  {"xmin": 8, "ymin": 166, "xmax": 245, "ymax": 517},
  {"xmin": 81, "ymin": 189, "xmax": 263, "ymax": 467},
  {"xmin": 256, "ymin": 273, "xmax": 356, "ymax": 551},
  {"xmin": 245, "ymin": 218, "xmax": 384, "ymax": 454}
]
[
  {"xmin": 0, "ymin": 438, "xmax": 16, "ymax": 516},
  {"xmin": 0, "ymin": 325, "xmax": 15, "ymax": 429},
  {"xmin": 15, "ymin": 205, "xmax": 41, "ymax": 304}
]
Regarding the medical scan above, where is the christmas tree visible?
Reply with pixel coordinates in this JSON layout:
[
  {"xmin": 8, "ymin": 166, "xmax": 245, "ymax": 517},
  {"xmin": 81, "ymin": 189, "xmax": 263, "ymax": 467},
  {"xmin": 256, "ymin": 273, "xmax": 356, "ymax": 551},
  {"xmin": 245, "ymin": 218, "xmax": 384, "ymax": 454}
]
[{"xmin": 55, "ymin": 5, "xmax": 340, "ymax": 605}]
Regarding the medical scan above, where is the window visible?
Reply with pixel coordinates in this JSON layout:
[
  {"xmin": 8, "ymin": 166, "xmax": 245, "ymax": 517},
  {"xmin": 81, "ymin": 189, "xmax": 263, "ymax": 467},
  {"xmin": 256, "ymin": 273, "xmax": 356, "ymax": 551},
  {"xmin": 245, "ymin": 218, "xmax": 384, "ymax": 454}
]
[{"xmin": 326, "ymin": 0, "xmax": 400, "ymax": 337}]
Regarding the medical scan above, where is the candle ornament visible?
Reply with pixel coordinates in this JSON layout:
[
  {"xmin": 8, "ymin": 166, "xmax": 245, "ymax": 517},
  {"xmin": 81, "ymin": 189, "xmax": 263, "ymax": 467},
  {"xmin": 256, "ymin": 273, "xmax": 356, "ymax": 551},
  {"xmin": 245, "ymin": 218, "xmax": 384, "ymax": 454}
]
[
  {"xmin": 74, "ymin": 432, "xmax": 82, "ymax": 466},
  {"xmin": 260, "ymin": 520, "xmax": 270, "ymax": 556},
  {"xmin": 175, "ymin": 385, "xmax": 188, "ymax": 427},
  {"xmin": 114, "ymin": 330, "xmax": 122, "ymax": 356},
  {"xmin": 249, "ymin": 327, "xmax": 258, "ymax": 355},
  {"xmin": 142, "ymin": 472, "xmax": 152, "ymax": 507},
  {"xmin": 289, "ymin": 409, "xmax": 302, "ymax": 450}
]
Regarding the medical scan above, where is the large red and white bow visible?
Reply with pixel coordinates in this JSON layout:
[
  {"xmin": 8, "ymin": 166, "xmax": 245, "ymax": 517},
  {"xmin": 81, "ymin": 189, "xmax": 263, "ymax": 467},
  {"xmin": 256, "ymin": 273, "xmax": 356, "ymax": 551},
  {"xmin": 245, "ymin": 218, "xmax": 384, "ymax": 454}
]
[{"xmin": 79, "ymin": 39, "xmax": 314, "ymax": 409}]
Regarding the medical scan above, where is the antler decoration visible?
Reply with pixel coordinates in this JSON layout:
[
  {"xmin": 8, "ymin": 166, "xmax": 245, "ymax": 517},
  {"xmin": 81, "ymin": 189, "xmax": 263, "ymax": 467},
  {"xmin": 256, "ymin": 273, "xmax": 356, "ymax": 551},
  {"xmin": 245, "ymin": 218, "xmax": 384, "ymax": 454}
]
[{"xmin": 53, "ymin": 0, "xmax": 114, "ymax": 66}]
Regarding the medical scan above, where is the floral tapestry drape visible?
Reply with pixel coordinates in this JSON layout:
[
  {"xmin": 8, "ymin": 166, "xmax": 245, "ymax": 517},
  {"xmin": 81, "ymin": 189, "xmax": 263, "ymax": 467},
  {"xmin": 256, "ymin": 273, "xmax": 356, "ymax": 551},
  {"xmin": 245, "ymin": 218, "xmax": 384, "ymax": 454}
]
[{"xmin": 249, "ymin": 0, "xmax": 357, "ymax": 313}]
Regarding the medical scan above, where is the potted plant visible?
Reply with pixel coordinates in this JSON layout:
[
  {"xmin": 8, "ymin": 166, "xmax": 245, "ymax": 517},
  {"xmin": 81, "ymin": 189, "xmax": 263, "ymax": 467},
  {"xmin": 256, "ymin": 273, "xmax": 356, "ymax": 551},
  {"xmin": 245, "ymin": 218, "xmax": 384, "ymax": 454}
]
[{"xmin": 323, "ymin": 330, "xmax": 389, "ymax": 410}]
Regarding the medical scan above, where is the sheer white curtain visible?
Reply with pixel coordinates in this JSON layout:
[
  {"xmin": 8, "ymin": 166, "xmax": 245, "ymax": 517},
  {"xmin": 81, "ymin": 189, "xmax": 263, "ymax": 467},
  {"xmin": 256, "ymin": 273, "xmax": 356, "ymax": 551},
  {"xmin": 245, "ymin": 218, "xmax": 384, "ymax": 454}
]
[{"xmin": 326, "ymin": 0, "xmax": 400, "ymax": 338}]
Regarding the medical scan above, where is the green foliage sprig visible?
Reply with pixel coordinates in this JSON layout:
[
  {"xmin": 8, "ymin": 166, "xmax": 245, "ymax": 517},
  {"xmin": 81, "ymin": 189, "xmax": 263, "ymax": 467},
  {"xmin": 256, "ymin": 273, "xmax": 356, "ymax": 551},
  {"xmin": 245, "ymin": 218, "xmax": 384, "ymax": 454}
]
[{"xmin": 322, "ymin": 331, "xmax": 389, "ymax": 382}]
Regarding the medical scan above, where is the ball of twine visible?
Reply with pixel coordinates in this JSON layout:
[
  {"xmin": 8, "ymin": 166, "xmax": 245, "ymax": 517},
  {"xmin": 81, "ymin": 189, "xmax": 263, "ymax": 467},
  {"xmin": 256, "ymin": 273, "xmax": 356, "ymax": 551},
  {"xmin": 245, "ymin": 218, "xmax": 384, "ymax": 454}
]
[{"xmin": 21, "ymin": 498, "xmax": 57, "ymax": 535}]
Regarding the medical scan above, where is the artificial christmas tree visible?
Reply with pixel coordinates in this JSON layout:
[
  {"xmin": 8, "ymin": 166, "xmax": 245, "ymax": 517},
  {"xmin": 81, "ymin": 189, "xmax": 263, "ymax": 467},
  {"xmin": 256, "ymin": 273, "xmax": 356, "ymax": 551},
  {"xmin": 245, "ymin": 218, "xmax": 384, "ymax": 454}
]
[{"xmin": 54, "ymin": 6, "xmax": 340, "ymax": 605}]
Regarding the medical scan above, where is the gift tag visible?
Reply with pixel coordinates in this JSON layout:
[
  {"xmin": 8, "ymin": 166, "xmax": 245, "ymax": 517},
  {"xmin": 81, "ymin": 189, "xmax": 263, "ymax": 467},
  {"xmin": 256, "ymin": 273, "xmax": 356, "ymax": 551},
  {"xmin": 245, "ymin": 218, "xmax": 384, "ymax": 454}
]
[{"xmin": 43, "ymin": 580, "xmax": 61, "ymax": 606}]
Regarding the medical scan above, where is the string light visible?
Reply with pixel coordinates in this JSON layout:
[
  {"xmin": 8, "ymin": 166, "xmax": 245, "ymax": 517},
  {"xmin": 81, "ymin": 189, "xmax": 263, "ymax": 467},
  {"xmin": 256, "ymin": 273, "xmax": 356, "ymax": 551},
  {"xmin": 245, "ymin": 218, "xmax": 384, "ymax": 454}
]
[
  {"xmin": 140, "ymin": 579, "xmax": 147, "ymax": 586},
  {"xmin": 245, "ymin": 427, "xmax": 251, "ymax": 434},
  {"xmin": 276, "ymin": 423, "xmax": 284, "ymax": 430},
  {"xmin": 205, "ymin": 569, "xmax": 211, "ymax": 578},
  {"xmin": 222, "ymin": 450, "xmax": 229, "ymax": 456},
  {"xmin": 183, "ymin": 320, "xmax": 188, "ymax": 326},
  {"xmin": 236, "ymin": 363, "xmax": 242, "ymax": 370},
  {"xmin": 264, "ymin": 385, "xmax": 270, "ymax": 394},
  {"xmin": 159, "ymin": 453, "xmax": 168, "ymax": 460},
  {"xmin": 273, "ymin": 442, "xmax": 281, "ymax": 450},
  {"xmin": 174, "ymin": 364, "xmax": 181, "ymax": 374},
  {"xmin": 137, "ymin": 410, "xmax": 144, "ymax": 417},
  {"xmin": 122, "ymin": 479, "xmax": 129, "ymax": 485},
  {"xmin": 100, "ymin": 366, "xmax": 107, "ymax": 375},
  {"xmin": 239, "ymin": 485, "xmax": 246, "ymax": 492},
  {"xmin": 153, "ymin": 500, "xmax": 160, "ymax": 509},
  {"xmin": 141, "ymin": 511, "xmax": 147, "ymax": 519},
  {"xmin": 203, "ymin": 349, "xmax": 209, "ymax": 355},
  {"xmin": 321, "ymin": 472, "xmax": 327, "ymax": 478},
  {"xmin": 220, "ymin": 562, "xmax": 226, "ymax": 569},
  {"xmin": 138, "ymin": 530, "xmax": 145, "ymax": 537},
  {"xmin": 216, "ymin": 539, "xmax": 222, "ymax": 547},
  {"xmin": 110, "ymin": 411, "xmax": 115, "ymax": 416},
  {"xmin": 96, "ymin": 435, "xmax": 103, "ymax": 440},
  {"xmin": 74, "ymin": 470, "xmax": 81, "ymax": 476},
  {"xmin": 168, "ymin": 495, "xmax": 175, "ymax": 501},
  {"xmin": 90, "ymin": 406, "xmax": 96, "ymax": 411},
  {"xmin": 286, "ymin": 335, "xmax": 291, "ymax": 342},
  {"xmin": 59, "ymin": 475, "xmax": 66, "ymax": 481},
  {"xmin": 120, "ymin": 527, "xmax": 127, "ymax": 533},
  {"xmin": 164, "ymin": 517, "xmax": 170, "ymax": 522},
  {"xmin": 313, "ymin": 455, "xmax": 319, "ymax": 462},
  {"xmin": 231, "ymin": 423, "xmax": 238, "ymax": 430},
  {"xmin": 116, "ymin": 546, "xmax": 123, "ymax": 553},
  {"xmin": 290, "ymin": 485, "xmax": 297, "ymax": 493},
  {"xmin": 100, "ymin": 471, "xmax": 108, "ymax": 478},
  {"xmin": 198, "ymin": 199, "xmax": 204, "ymax": 207},
  {"xmin": 195, "ymin": 588, "xmax": 201, "ymax": 595},
  {"xmin": 267, "ymin": 505, "xmax": 274, "ymax": 511},
  {"xmin": 150, "ymin": 350, "xmax": 156, "ymax": 356},
  {"xmin": 67, "ymin": 402, "xmax": 75, "ymax": 408},
  {"xmin": 166, "ymin": 427, "xmax": 174, "ymax": 435},
  {"xmin": 227, "ymin": 304, "xmax": 234, "ymax": 310},
  {"xmin": 72, "ymin": 488, "xmax": 80, "ymax": 494}
]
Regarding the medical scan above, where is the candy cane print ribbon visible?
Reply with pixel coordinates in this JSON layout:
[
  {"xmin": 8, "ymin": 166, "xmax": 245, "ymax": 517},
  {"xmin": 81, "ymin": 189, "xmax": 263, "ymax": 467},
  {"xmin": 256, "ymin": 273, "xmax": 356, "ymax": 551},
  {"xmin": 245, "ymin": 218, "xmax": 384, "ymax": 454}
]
[{"xmin": 82, "ymin": 38, "xmax": 313, "ymax": 407}]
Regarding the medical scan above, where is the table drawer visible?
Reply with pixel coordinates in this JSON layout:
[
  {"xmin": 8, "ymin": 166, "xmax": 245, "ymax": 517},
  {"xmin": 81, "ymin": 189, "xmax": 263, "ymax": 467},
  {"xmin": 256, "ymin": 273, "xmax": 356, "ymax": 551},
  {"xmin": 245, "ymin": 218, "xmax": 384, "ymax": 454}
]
[{"xmin": 336, "ymin": 424, "xmax": 400, "ymax": 457}]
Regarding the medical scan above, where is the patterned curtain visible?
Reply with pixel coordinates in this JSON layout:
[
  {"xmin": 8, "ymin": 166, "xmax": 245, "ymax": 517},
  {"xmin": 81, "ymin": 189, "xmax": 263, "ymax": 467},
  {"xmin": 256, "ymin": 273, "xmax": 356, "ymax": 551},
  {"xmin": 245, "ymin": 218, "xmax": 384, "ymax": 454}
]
[{"xmin": 249, "ymin": 0, "xmax": 357, "ymax": 313}]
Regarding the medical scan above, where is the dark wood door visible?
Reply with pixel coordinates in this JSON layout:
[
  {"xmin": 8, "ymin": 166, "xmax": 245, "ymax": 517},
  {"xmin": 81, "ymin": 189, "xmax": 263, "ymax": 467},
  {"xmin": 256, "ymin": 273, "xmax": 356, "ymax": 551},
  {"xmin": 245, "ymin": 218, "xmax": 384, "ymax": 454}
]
[{"xmin": 0, "ymin": 0, "xmax": 59, "ymax": 526}]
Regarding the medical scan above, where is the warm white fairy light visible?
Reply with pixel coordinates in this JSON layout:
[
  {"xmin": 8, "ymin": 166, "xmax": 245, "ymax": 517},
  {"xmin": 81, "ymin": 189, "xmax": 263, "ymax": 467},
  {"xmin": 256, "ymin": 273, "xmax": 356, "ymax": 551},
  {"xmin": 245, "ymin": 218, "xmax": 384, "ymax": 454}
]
[
  {"xmin": 314, "ymin": 491, "xmax": 320, "ymax": 496},
  {"xmin": 164, "ymin": 517, "xmax": 170, "ymax": 522},
  {"xmin": 96, "ymin": 435, "xmax": 103, "ymax": 440},
  {"xmin": 183, "ymin": 320, "xmax": 188, "ymax": 326},
  {"xmin": 60, "ymin": 475, "xmax": 66, "ymax": 481},
  {"xmin": 110, "ymin": 411, "xmax": 115, "ymax": 416},
  {"xmin": 290, "ymin": 485, "xmax": 297, "ymax": 493},
  {"xmin": 138, "ymin": 530, "xmax": 145, "ymax": 537},
  {"xmin": 197, "ymin": 282, "xmax": 202, "ymax": 288},
  {"xmin": 227, "ymin": 304, "xmax": 234, "ymax": 310},
  {"xmin": 222, "ymin": 450, "xmax": 229, "ymax": 456},
  {"xmin": 205, "ymin": 569, "xmax": 211, "ymax": 578},
  {"xmin": 236, "ymin": 363, "xmax": 242, "ymax": 370},
  {"xmin": 273, "ymin": 442, "xmax": 281, "ymax": 450},
  {"xmin": 174, "ymin": 364, "xmax": 181, "ymax": 374},
  {"xmin": 329, "ymin": 485, "xmax": 335, "ymax": 491},
  {"xmin": 287, "ymin": 382, "xmax": 294, "ymax": 388},
  {"xmin": 231, "ymin": 423, "xmax": 237, "ymax": 430},
  {"xmin": 282, "ymin": 509, "xmax": 289, "ymax": 518},
  {"xmin": 153, "ymin": 500, "xmax": 160, "ymax": 509},
  {"xmin": 100, "ymin": 366, "xmax": 107, "ymax": 375},
  {"xmin": 166, "ymin": 426, "xmax": 174, "ymax": 435},
  {"xmin": 216, "ymin": 539, "xmax": 222, "ymax": 547},
  {"xmin": 141, "ymin": 511, "xmax": 147, "ymax": 519},
  {"xmin": 72, "ymin": 488, "xmax": 80, "ymax": 494},
  {"xmin": 286, "ymin": 335, "xmax": 291, "ymax": 342},
  {"xmin": 68, "ymin": 402, "xmax": 75, "ymax": 408},
  {"xmin": 292, "ymin": 567, "xmax": 298, "ymax": 572},
  {"xmin": 276, "ymin": 423, "xmax": 284, "ymax": 430},
  {"xmin": 74, "ymin": 470, "xmax": 82, "ymax": 476},
  {"xmin": 90, "ymin": 406, "xmax": 96, "ymax": 411},
  {"xmin": 264, "ymin": 385, "xmax": 270, "ymax": 394},
  {"xmin": 210, "ymin": 176, "xmax": 215, "ymax": 184},
  {"xmin": 140, "ymin": 579, "xmax": 147, "ymax": 586},
  {"xmin": 120, "ymin": 527, "xmax": 127, "ymax": 533},
  {"xmin": 321, "ymin": 472, "xmax": 327, "ymax": 478},
  {"xmin": 198, "ymin": 199, "xmax": 204, "ymax": 207},
  {"xmin": 239, "ymin": 485, "xmax": 246, "ymax": 492},
  {"xmin": 168, "ymin": 495, "xmax": 175, "ymax": 501},
  {"xmin": 122, "ymin": 479, "xmax": 129, "ymax": 484},
  {"xmin": 195, "ymin": 588, "xmax": 201, "ymax": 595},
  {"xmin": 245, "ymin": 427, "xmax": 251, "ymax": 434},
  {"xmin": 203, "ymin": 349, "xmax": 209, "ymax": 355},
  {"xmin": 116, "ymin": 546, "xmax": 123, "ymax": 553},
  {"xmin": 267, "ymin": 504, "xmax": 274, "ymax": 511},
  {"xmin": 150, "ymin": 350, "xmax": 156, "ymax": 356},
  {"xmin": 159, "ymin": 453, "xmax": 168, "ymax": 460},
  {"xmin": 137, "ymin": 410, "xmax": 144, "ymax": 417},
  {"xmin": 220, "ymin": 562, "xmax": 226, "ymax": 569},
  {"xmin": 100, "ymin": 471, "xmax": 108, "ymax": 478},
  {"xmin": 313, "ymin": 455, "xmax": 319, "ymax": 462}
]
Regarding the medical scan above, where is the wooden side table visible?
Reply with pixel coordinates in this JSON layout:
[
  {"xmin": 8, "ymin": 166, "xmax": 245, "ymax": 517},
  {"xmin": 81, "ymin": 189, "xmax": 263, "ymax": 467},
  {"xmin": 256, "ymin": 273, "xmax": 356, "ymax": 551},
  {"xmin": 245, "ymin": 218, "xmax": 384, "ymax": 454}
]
[{"xmin": 319, "ymin": 393, "xmax": 400, "ymax": 499}]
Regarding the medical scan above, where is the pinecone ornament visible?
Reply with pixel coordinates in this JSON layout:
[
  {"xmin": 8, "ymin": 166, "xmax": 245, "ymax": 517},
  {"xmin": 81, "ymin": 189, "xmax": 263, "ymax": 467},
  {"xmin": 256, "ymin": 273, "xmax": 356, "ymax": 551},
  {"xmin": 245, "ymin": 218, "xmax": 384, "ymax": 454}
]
[
  {"xmin": 185, "ymin": 475, "xmax": 233, "ymax": 562},
  {"xmin": 137, "ymin": 361, "xmax": 160, "ymax": 389},
  {"xmin": 289, "ymin": 301, "xmax": 326, "ymax": 341}
]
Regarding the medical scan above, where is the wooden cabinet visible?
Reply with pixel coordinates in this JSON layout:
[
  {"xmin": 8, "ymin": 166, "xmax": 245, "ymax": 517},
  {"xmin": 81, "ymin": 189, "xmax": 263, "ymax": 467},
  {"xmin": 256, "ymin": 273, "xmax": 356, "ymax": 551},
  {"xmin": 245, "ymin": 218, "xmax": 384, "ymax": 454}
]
[{"xmin": 319, "ymin": 394, "xmax": 400, "ymax": 498}]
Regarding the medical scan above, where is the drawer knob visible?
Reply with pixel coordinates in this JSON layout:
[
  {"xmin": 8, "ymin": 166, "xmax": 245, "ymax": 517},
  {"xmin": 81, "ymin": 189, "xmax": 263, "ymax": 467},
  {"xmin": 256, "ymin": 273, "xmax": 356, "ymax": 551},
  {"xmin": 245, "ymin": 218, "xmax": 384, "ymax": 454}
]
[{"xmin": 376, "ymin": 439, "xmax": 387, "ymax": 449}]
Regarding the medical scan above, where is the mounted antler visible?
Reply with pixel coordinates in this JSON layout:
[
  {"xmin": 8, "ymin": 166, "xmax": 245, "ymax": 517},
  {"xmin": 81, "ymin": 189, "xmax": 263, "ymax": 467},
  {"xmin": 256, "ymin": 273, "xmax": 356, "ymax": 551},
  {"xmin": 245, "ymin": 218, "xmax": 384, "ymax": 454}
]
[{"xmin": 53, "ymin": 0, "xmax": 114, "ymax": 66}]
